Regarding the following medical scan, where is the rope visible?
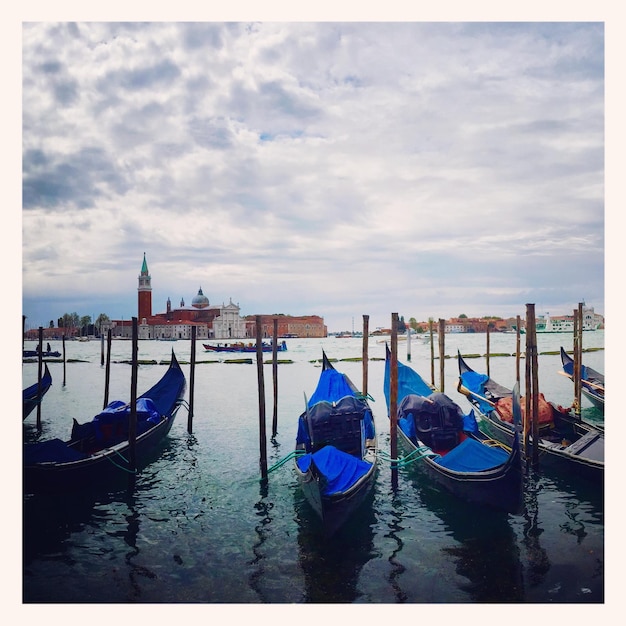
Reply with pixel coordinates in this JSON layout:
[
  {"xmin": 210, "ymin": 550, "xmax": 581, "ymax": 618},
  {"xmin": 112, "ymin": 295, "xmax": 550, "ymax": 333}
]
[
  {"xmin": 102, "ymin": 448, "xmax": 137, "ymax": 474},
  {"xmin": 267, "ymin": 450, "xmax": 305, "ymax": 474},
  {"xmin": 378, "ymin": 446, "xmax": 438, "ymax": 467}
]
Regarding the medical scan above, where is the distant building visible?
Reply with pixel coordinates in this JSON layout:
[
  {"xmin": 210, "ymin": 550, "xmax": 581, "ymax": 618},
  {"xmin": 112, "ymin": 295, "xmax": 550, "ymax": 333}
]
[{"xmin": 98, "ymin": 254, "xmax": 327, "ymax": 340}]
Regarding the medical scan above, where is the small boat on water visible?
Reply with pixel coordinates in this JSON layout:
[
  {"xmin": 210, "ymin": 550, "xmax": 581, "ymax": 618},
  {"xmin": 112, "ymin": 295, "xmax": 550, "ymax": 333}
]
[
  {"xmin": 384, "ymin": 345, "xmax": 523, "ymax": 513},
  {"xmin": 559, "ymin": 347, "xmax": 605, "ymax": 413},
  {"xmin": 294, "ymin": 352, "xmax": 377, "ymax": 535},
  {"xmin": 457, "ymin": 351, "xmax": 604, "ymax": 483},
  {"xmin": 23, "ymin": 349, "xmax": 61, "ymax": 358},
  {"xmin": 23, "ymin": 350, "xmax": 187, "ymax": 494},
  {"xmin": 23, "ymin": 363, "xmax": 52, "ymax": 420},
  {"xmin": 203, "ymin": 340, "xmax": 287, "ymax": 353}
]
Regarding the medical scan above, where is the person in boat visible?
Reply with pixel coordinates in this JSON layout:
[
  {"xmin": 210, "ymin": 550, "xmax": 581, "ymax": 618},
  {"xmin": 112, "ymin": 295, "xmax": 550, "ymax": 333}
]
[{"xmin": 47, "ymin": 342, "xmax": 51, "ymax": 352}]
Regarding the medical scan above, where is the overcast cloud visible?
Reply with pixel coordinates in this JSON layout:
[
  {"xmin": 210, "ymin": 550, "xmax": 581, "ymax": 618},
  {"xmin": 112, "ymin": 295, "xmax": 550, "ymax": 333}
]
[{"xmin": 21, "ymin": 21, "xmax": 605, "ymax": 332}]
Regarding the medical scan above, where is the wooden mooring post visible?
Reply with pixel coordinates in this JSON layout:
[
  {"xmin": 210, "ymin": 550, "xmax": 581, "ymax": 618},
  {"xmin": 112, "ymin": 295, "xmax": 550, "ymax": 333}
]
[
  {"xmin": 256, "ymin": 316, "xmax": 268, "ymax": 482},
  {"xmin": 429, "ymin": 319, "xmax": 435, "ymax": 387},
  {"xmin": 486, "ymin": 323, "xmax": 491, "ymax": 377},
  {"xmin": 406, "ymin": 324, "xmax": 412, "ymax": 361},
  {"xmin": 103, "ymin": 329, "xmax": 112, "ymax": 409},
  {"xmin": 362, "ymin": 314, "xmax": 369, "ymax": 397},
  {"xmin": 438, "ymin": 319, "xmax": 446, "ymax": 392},
  {"xmin": 390, "ymin": 313, "xmax": 399, "ymax": 488},
  {"xmin": 128, "ymin": 317, "xmax": 139, "ymax": 482},
  {"xmin": 36, "ymin": 327, "xmax": 43, "ymax": 430},
  {"xmin": 515, "ymin": 315, "xmax": 521, "ymax": 383},
  {"xmin": 62, "ymin": 335, "xmax": 67, "ymax": 386},
  {"xmin": 525, "ymin": 304, "xmax": 539, "ymax": 467},
  {"xmin": 272, "ymin": 317, "xmax": 278, "ymax": 439},
  {"xmin": 188, "ymin": 325, "xmax": 196, "ymax": 433}
]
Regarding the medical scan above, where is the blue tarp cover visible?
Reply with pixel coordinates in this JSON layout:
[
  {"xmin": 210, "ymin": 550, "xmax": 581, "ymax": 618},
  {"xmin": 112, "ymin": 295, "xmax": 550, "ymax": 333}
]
[
  {"xmin": 308, "ymin": 367, "xmax": 356, "ymax": 406},
  {"xmin": 24, "ymin": 438, "xmax": 88, "ymax": 464},
  {"xmin": 296, "ymin": 445, "xmax": 372, "ymax": 495},
  {"xmin": 95, "ymin": 398, "xmax": 160, "ymax": 424},
  {"xmin": 460, "ymin": 371, "xmax": 494, "ymax": 413},
  {"xmin": 434, "ymin": 437, "xmax": 509, "ymax": 472},
  {"xmin": 384, "ymin": 355, "xmax": 433, "ymax": 413}
]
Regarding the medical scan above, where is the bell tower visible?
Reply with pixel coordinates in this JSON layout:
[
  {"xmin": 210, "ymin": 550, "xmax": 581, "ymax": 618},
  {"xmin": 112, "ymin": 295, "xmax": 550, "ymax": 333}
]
[{"xmin": 138, "ymin": 252, "xmax": 152, "ymax": 322}]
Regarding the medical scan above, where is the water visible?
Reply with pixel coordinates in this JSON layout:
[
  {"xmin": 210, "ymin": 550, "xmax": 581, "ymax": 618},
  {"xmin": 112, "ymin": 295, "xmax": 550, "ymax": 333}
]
[{"xmin": 21, "ymin": 332, "xmax": 605, "ymax": 604}]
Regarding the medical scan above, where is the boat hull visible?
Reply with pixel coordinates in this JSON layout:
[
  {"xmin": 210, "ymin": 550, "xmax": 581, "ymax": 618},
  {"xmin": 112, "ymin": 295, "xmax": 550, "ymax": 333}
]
[
  {"xmin": 476, "ymin": 412, "xmax": 603, "ymax": 483},
  {"xmin": 23, "ymin": 412, "xmax": 181, "ymax": 493},
  {"xmin": 23, "ymin": 363, "xmax": 52, "ymax": 420},
  {"xmin": 295, "ymin": 452, "xmax": 377, "ymax": 536},
  {"xmin": 397, "ymin": 426, "xmax": 523, "ymax": 514},
  {"xmin": 457, "ymin": 352, "xmax": 604, "ymax": 484},
  {"xmin": 24, "ymin": 352, "xmax": 186, "ymax": 494}
]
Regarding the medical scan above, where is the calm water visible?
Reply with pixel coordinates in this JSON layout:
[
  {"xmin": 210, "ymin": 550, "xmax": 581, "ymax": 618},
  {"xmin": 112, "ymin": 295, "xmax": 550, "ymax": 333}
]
[{"xmin": 21, "ymin": 332, "xmax": 606, "ymax": 604}]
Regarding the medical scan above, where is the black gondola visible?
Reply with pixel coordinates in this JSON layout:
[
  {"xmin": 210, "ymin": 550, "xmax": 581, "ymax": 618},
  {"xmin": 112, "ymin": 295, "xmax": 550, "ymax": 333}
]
[
  {"xmin": 384, "ymin": 345, "xmax": 523, "ymax": 514},
  {"xmin": 457, "ymin": 351, "xmax": 604, "ymax": 483},
  {"xmin": 294, "ymin": 352, "xmax": 377, "ymax": 536},
  {"xmin": 23, "ymin": 363, "xmax": 52, "ymax": 420},
  {"xmin": 24, "ymin": 350, "xmax": 186, "ymax": 493},
  {"xmin": 559, "ymin": 346, "xmax": 605, "ymax": 413}
]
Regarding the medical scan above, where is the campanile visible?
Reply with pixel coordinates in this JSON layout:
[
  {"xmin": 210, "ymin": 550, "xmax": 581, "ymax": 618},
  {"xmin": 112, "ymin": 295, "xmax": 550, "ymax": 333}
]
[{"xmin": 138, "ymin": 252, "xmax": 152, "ymax": 322}]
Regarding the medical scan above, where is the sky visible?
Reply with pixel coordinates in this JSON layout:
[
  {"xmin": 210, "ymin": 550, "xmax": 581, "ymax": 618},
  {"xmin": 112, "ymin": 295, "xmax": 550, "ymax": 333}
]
[{"xmin": 15, "ymin": 13, "xmax": 613, "ymax": 334}]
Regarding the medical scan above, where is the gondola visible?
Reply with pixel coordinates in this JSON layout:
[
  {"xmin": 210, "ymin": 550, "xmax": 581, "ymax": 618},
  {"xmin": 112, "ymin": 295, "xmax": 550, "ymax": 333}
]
[
  {"xmin": 23, "ymin": 350, "xmax": 186, "ymax": 494},
  {"xmin": 294, "ymin": 352, "xmax": 377, "ymax": 535},
  {"xmin": 203, "ymin": 340, "xmax": 288, "ymax": 353},
  {"xmin": 559, "ymin": 346, "xmax": 605, "ymax": 412},
  {"xmin": 384, "ymin": 345, "xmax": 523, "ymax": 513},
  {"xmin": 23, "ymin": 349, "xmax": 61, "ymax": 358},
  {"xmin": 457, "ymin": 351, "xmax": 604, "ymax": 483},
  {"xmin": 23, "ymin": 363, "xmax": 52, "ymax": 420}
]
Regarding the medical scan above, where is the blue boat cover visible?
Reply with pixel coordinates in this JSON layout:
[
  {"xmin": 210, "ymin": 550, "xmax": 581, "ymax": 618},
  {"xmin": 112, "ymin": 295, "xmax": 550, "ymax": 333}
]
[
  {"xmin": 434, "ymin": 436, "xmax": 509, "ymax": 472},
  {"xmin": 296, "ymin": 445, "xmax": 372, "ymax": 495},
  {"xmin": 70, "ymin": 397, "xmax": 162, "ymax": 443},
  {"xmin": 460, "ymin": 371, "xmax": 494, "ymax": 413},
  {"xmin": 308, "ymin": 367, "xmax": 357, "ymax": 406},
  {"xmin": 24, "ymin": 438, "xmax": 89, "ymax": 464},
  {"xmin": 384, "ymin": 354, "xmax": 434, "ymax": 413}
]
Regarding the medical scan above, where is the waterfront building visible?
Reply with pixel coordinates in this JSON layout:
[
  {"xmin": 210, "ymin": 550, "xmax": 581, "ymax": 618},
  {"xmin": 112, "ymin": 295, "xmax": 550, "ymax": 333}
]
[{"xmin": 98, "ymin": 254, "xmax": 326, "ymax": 340}]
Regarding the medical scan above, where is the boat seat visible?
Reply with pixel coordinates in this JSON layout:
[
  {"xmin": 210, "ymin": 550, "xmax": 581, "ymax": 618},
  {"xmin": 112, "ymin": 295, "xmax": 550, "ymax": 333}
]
[{"xmin": 310, "ymin": 412, "xmax": 363, "ymax": 456}]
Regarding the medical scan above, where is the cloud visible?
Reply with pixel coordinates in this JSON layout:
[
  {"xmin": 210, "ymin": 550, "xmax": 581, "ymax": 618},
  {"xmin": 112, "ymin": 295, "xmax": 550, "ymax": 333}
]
[{"xmin": 20, "ymin": 21, "xmax": 605, "ymax": 331}]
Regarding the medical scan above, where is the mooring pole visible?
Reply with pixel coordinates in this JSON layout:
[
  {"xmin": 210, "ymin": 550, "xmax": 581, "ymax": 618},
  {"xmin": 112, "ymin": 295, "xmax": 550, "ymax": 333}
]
[
  {"xmin": 103, "ymin": 329, "xmax": 112, "ymax": 409},
  {"xmin": 256, "ymin": 316, "xmax": 268, "ymax": 482},
  {"xmin": 486, "ymin": 323, "xmax": 491, "ymax": 377},
  {"xmin": 438, "ymin": 319, "xmax": 446, "ymax": 392},
  {"xmin": 429, "ymin": 319, "xmax": 435, "ymax": 387},
  {"xmin": 36, "ymin": 327, "xmax": 43, "ymax": 430},
  {"xmin": 362, "ymin": 314, "xmax": 369, "ymax": 397},
  {"xmin": 62, "ymin": 334, "xmax": 66, "ymax": 386},
  {"xmin": 524, "ymin": 304, "xmax": 539, "ymax": 467},
  {"xmin": 188, "ymin": 325, "xmax": 196, "ymax": 433},
  {"xmin": 390, "ymin": 313, "xmax": 399, "ymax": 488},
  {"xmin": 272, "ymin": 317, "xmax": 278, "ymax": 438},
  {"xmin": 406, "ymin": 324, "xmax": 412, "ymax": 362},
  {"xmin": 101, "ymin": 333, "xmax": 105, "ymax": 366},
  {"xmin": 515, "ymin": 315, "xmax": 521, "ymax": 383},
  {"xmin": 128, "ymin": 317, "xmax": 138, "ymax": 479}
]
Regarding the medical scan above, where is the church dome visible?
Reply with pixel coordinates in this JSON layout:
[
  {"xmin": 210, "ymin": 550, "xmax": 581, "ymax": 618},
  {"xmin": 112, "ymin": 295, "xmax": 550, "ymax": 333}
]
[{"xmin": 192, "ymin": 287, "xmax": 210, "ymax": 309}]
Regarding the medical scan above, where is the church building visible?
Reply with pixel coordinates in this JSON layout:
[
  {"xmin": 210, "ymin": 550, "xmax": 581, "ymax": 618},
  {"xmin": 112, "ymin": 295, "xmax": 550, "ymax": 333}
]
[{"xmin": 101, "ymin": 254, "xmax": 248, "ymax": 340}]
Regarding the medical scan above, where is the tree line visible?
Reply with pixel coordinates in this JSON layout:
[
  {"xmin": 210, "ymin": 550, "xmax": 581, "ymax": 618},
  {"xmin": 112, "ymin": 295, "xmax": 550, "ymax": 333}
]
[{"xmin": 48, "ymin": 312, "xmax": 111, "ymax": 337}]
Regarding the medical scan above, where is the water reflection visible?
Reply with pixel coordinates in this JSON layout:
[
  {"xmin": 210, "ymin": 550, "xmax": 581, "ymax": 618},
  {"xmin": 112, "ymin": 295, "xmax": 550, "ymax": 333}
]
[
  {"xmin": 294, "ymin": 488, "xmax": 376, "ymax": 602},
  {"xmin": 407, "ymin": 476, "xmax": 524, "ymax": 602},
  {"xmin": 520, "ymin": 472, "xmax": 550, "ymax": 589}
]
